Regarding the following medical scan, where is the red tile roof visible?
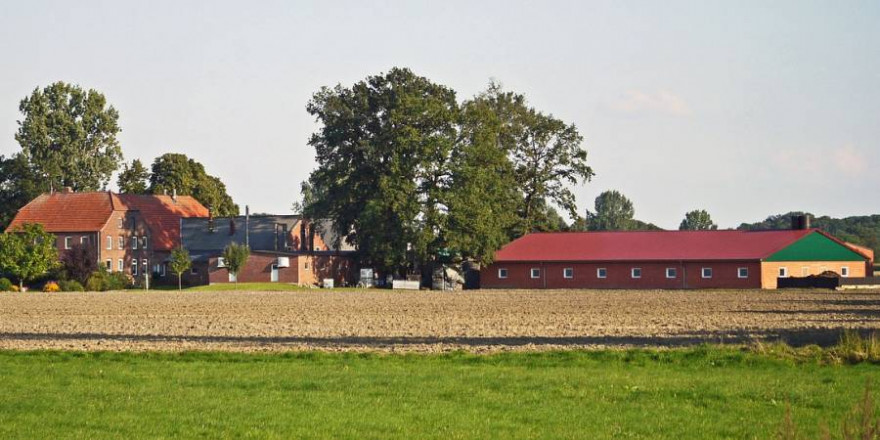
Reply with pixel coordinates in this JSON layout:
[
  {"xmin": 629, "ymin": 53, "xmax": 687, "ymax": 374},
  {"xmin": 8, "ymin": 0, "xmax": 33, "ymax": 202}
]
[
  {"xmin": 6, "ymin": 192, "xmax": 117, "ymax": 232},
  {"xmin": 494, "ymin": 230, "xmax": 816, "ymax": 262},
  {"xmin": 118, "ymin": 194, "xmax": 209, "ymax": 251}
]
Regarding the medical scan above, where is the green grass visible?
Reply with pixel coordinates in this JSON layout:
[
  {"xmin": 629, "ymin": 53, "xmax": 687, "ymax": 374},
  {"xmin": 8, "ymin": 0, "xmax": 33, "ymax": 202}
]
[{"xmin": 0, "ymin": 348, "xmax": 876, "ymax": 439}]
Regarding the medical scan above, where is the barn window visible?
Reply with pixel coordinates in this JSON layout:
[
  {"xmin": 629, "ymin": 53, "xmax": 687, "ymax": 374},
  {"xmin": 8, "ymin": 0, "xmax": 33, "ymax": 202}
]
[
  {"xmin": 530, "ymin": 268, "xmax": 541, "ymax": 279},
  {"xmin": 64, "ymin": 236, "xmax": 72, "ymax": 250},
  {"xmin": 563, "ymin": 268, "xmax": 574, "ymax": 279},
  {"xmin": 778, "ymin": 267, "xmax": 788, "ymax": 278},
  {"xmin": 841, "ymin": 267, "xmax": 849, "ymax": 277},
  {"xmin": 666, "ymin": 268, "xmax": 677, "ymax": 279},
  {"xmin": 702, "ymin": 267, "xmax": 713, "ymax": 279},
  {"xmin": 498, "ymin": 268, "xmax": 508, "ymax": 279},
  {"xmin": 738, "ymin": 267, "xmax": 749, "ymax": 278},
  {"xmin": 631, "ymin": 268, "xmax": 642, "ymax": 279},
  {"xmin": 597, "ymin": 268, "xmax": 607, "ymax": 279}
]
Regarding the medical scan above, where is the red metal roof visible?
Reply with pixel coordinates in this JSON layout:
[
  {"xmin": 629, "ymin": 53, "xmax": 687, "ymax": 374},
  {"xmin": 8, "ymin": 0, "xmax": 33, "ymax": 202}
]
[
  {"xmin": 118, "ymin": 194, "xmax": 209, "ymax": 251},
  {"xmin": 6, "ymin": 192, "xmax": 118, "ymax": 232},
  {"xmin": 494, "ymin": 230, "xmax": 816, "ymax": 262}
]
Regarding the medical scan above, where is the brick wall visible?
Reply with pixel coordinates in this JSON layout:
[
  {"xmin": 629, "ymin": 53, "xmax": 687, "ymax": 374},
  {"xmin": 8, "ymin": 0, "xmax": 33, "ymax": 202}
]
[
  {"xmin": 297, "ymin": 254, "xmax": 355, "ymax": 286},
  {"xmin": 760, "ymin": 261, "xmax": 867, "ymax": 289},
  {"xmin": 482, "ymin": 261, "xmax": 763, "ymax": 289},
  {"xmin": 204, "ymin": 253, "xmax": 300, "ymax": 284}
]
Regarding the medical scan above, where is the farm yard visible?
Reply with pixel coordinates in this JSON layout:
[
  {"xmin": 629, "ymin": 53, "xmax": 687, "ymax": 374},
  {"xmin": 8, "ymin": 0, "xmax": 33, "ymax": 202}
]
[{"xmin": 0, "ymin": 288, "xmax": 878, "ymax": 352}]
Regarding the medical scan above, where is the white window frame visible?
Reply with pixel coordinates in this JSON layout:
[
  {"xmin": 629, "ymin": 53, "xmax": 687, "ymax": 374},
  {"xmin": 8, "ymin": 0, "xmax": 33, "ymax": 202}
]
[
  {"xmin": 118, "ymin": 259, "xmax": 124, "ymax": 272},
  {"xmin": 160, "ymin": 264, "xmax": 166, "ymax": 277},
  {"xmin": 702, "ymin": 267, "xmax": 713, "ymax": 279},
  {"xmin": 142, "ymin": 237, "xmax": 148, "ymax": 249},
  {"xmin": 105, "ymin": 259, "xmax": 112, "ymax": 271},
  {"xmin": 118, "ymin": 236, "xmax": 124, "ymax": 249},
  {"xmin": 597, "ymin": 268, "xmax": 607, "ymax": 279},
  {"xmin": 118, "ymin": 217, "xmax": 124, "ymax": 228},
  {"xmin": 132, "ymin": 261, "xmax": 138, "ymax": 276},
  {"xmin": 778, "ymin": 267, "xmax": 789, "ymax": 278},
  {"xmin": 64, "ymin": 236, "xmax": 72, "ymax": 250},
  {"xmin": 563, "ymin": 268, "xmax": 574, "ymax": 279},
  {"xmin": 530, "ymin": 268, "xmax": 541, "ymax": 279},
  {"xmin": 666, "ymin": 268, "xmax": 677, "ymax": 279},
  {"xmin": 80, "ymin": 236, "xmax": 88, "ymax": 245},
  {"xmin": 190, "ymin": 267, "xmax": 198, "ymax": 275},
  {"xmin": 142, "ymin": 259, "xmax": 148, "ymax": 272},
  {"xmin": 132, "ymin": 236, "xmax": 138, "ymax": 250},
  {"xmin": 631, "ymin": 268, "xmax": 642, "ymax": 279},
  {"xmin": 737, "ymin": 267, "xmax": 749, "ymax": 279},
  {"xmin": 498, "ymin": 268, "xmax": 508, "ymax": 279},
  {"xmin": 228, "ymin": 271, "xmax": 237, "ymax": 282},
  {"xmin": 841, "ymin": 266, "xmax": 849, "ymax": 277},
  {"xmin": 106, "ymin": 236, "xmax": 112, "ymax": 250}
]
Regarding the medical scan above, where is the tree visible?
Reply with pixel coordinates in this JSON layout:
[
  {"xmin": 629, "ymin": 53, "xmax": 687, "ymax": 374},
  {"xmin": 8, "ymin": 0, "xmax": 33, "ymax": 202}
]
[
  {"xmin": 60, "ymin": 242, "xmax": 98, "ymax": 285},
  {"xmin": 0, "ymin": 223, "xmax": 59, "ymax": 290},
  {"xmin": 0, "ymin": 154, "xmax": 45, "ymax": 230},
  {"xmin": 221, "ymin": 243, "xmax": 249, "ymax": 284},
  {"xmin": 587, "ymin": 190, "xmax": 635, "ymax": 231},
  {"xmin": 304, "ymin": 68, "xmax": 458, "ymax": 274},
  {"xmin": 168, "ymin": 247, "xmax": 192, "ymax": 290},
  {"xmin": 478, "ymin": 85, "xmax": 593, "ymax": 234},
  {"xmin": 15, "ymin": 82, "xmax": 123, "ymax": 191},
  {"xmin": 679, "ymin": 209, "xmax": 718, "ymax": 231},
  {"xmin": 148, "ymin": 153, "xmax": 238, "ymax": 216},
  {"xmin": 117, "ymin": 159, "xmax": 150, "ymax": 194}
]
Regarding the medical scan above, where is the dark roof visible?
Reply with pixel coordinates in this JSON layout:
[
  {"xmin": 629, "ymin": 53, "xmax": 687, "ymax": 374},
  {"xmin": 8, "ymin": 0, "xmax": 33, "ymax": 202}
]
[
  {"xmin": 182, "ymin": 215, "xmax": 301, "ymax": 252},
  {"xmin": 494, "ymin": 229, "xmax": 817, "ymax": 262}
]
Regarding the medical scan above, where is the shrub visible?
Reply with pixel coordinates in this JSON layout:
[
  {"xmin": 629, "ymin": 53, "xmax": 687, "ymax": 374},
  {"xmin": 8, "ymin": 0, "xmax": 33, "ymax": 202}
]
[
  {"xmin": 42, "ymin": 281, "xmax": 61, "ymax": 292},
  {"xmin": 106, "ymin": 272, "xmax": 132, "ymax": 290},
  {"xmin": 10, "ymin": 285, "xmax": 20, "ymax": 292},
  {"xmin": 85, "ymin": 269, "xmax": 133, "ymax": 292},
  {"xmin": 830, "ymin": 330, "xmax": 880, "ymax": 364},
  {"xmin": 0, "ymin": 277, "xmax": 12, "ymax": 292},
  {"xmin": 58, "ymin": 279, "xmax": 84, "ymax": 292}
]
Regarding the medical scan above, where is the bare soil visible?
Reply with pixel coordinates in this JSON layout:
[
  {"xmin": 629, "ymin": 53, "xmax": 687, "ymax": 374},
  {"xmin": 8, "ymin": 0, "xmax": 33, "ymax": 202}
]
[{"xmin": 1, "ymin": 289, "xmax": 878, "ymax": 352}]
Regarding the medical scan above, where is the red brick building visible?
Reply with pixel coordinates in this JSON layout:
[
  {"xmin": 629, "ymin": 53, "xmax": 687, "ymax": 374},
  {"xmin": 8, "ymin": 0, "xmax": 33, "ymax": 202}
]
[
  {"xmin": 5, "ymin": 190, "xmax": 209, "ymax": 283},
  {"xmin": 482, "ymin": 229, "xmax": 872, "ymax": 290}
]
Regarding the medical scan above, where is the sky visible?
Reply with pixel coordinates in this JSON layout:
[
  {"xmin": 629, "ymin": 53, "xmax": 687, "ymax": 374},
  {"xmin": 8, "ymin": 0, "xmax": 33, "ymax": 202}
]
[{"xmin": 1, "ymin": 0, "xmax": 878, "ymax": 229}]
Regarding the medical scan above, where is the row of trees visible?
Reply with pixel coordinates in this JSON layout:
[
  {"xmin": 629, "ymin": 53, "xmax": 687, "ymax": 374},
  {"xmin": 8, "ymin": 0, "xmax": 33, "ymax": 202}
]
[{"xmin": 0, "ymin": 82, "xmax": 239, "ymax": 230}]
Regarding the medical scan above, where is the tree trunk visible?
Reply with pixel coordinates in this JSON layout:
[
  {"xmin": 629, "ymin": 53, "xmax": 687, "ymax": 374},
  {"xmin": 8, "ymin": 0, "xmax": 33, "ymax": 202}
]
[
  {"xmin": 19, "ymin": 280, "xmax": 24, "ymax": 292},
  {"xmin": 178, "ymin": 274, "xmax": 182, "ymax": 291}
]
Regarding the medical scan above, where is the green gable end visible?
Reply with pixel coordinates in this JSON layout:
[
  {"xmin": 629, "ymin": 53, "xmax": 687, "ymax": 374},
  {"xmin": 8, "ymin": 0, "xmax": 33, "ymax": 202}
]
[{"xmin": 766, "ymin": 232, "xmax": 867, "ymax": 262}]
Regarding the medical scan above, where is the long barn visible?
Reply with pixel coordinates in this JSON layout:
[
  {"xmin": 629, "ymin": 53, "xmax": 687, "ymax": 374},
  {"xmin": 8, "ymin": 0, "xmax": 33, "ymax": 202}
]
[{"xmin": 482, "ymin": 228, "xmax": 873, "ymax": 290}]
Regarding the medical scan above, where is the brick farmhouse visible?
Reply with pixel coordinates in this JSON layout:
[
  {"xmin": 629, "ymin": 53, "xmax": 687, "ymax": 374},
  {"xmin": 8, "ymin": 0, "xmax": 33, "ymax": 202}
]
[
  {"xmin": 5, "ymin": 189, "xmax": 209, "ymax": 284},
  {"xmin": 482, "ymin": 228, "xmax": 873, "ymax": 290}
]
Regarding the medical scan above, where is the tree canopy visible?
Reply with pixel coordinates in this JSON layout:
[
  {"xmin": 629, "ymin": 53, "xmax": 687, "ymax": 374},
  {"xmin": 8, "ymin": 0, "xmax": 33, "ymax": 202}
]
[
  {"xmin": 586, "ymin": 190, "xmax": 634, "ymax": 231},
  {"xmin": 0, "ymin": 223, "xmax": 58, "ymax": 290},
  {"xmin": 169, "ymin": 247, "xmax": 192, "ymax": 290},
  {"xmin": 148, "ymin": 153, "xmax": 238, "ymax": 216},
  {"xmin": 15, "ymin": 82, "xmax": 123, "ymax": 191},
  {"xmin": 739, "ymin": 212, "xmax": 880, "ymax": 256},
  {"xmin": 221, "ymin": 243, "xmax": 249, "ymax": 283},
  {"xmin": 0, "ymin": 154, "xmax": 45, "ymax": 230},
  {"xmin": 679, "ymin": 209, "xmax": 718, "ymax": 231},
  {"xmin": 117, "ymin": 159, "xmax": 150, "ymax": 194}
]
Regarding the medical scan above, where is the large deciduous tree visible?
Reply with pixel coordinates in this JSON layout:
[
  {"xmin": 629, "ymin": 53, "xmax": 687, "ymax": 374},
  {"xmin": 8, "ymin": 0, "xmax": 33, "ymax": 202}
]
[
  {"xmin": 0, "ymin": 223, "xmax": 59, "ymax": 291},
  {"xmin": 15, "ymin": 82, "xmax": 123, "ymax": 191},
  {"xmin": 0, "ymin": 154, "xmax": 45, "ymax": 230},
  {"xmin": 679, "ymin": 209, "xmax": 718, "ymax": 231},
  {"xmin": 587, "ymin": 190, "xmax": 635, "ymax": 231},
  {"xmin": 117, "ymin": 159, "xmax": 150, "ymax": 194},
  {"xmin": 305, "ymin": 68, "xmax": 458, "ymax": 274},
  {"xmin": 148, "ymin": 153, "xmax": 238, "ymax": 216}
]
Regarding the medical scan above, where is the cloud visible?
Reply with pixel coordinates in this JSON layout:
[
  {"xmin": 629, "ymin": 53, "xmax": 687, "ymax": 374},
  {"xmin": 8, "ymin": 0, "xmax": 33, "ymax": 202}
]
[
  {"xmin": 770, "ymin": 144, "xmax": 868, "ymax": 177},
  {"xmin": 608, "ymin": 89, "xmax": 691, "ymax": 116},
  {"xmin": 832, "ymin": 145, "xmax": 868, "ymax": 175}
]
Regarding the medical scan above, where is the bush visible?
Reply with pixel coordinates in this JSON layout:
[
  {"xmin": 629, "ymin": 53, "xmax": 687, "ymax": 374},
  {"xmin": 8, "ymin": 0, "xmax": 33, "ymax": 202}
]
[
  {"xmin": 10, "ymin": 285, "xmax": 20, "ymax": 292},
  {"xmin": 85, "ymin": 269, "xmax": 133, "ymax": 292},
  {"xmin": 0, "ymin": 278, "xmax": 12, "ymax": 292},
  {"xmin": 58, "ymin": 279, "xmax": 84, "ymax": 292},
  {"xmin": 42, "ymin": 281, "xmax": 61, "ymax": 292}
]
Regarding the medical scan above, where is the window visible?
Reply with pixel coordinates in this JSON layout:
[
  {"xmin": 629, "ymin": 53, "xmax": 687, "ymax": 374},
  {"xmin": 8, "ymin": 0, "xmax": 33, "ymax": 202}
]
[
  {"xmin": 160, "ymin": 264, "xmax": 166, "ymax": 277},
  {"xmin": 118, "ymin": 236, "xmax": 124, "ymax": 249},
  {"xmin": 778, "ymin": 267, "xmax": 788, "ymax": 278},
  {"xmin": 80, "ymin": 236, "xmax": 89, "ymax": 245},
  {"xmin": 106, "ymin": 236, "xmax": 112, "ymax": 250},
  {"xmin": 841, "ymin": 267, "xmax": 850, "ymax": 277},
  {"xmin": 142, "ymin": 237, "xmax": 148, "ymax": 249},
  {"xmin": 228, "ymin": 272, "xmax": 237, "ymax": 282},
  {"xmin": 118, "ymin": 259, "xmax": 124, "ymax": 272},
  {"xmin": 631, "ymin": 268, "xmax": 642, "ymax": 279},
  {"xmin": 118, "ymin": 217, "xmax": 123, "ymax": 228},
  {"xmin": 105, "ymin": 259, "xmax": 112, "ymax": 270},
  {"xmin": 597, "ymin": 268, "xmax": 607, "ymax": 279},
  {"xmin": 530, "ymin": 268, "xmax": 541, "ymax": 279},
  {"xmin": 498, "ymin": 268, "xmax": 508, "ymax": 279},
  {"xmin": 801, "ymin": 267, "xmax": 810, "ymax": 276},
  {"xmin": 666, "ymin": 268, "xmax": 677, "ymax": 279},
  {"xmin": 142, "ymin": 259, "xmax": 148, "ymax": 271},
  {"xmin": 304, "ymin": 261, "xmax": 309, "ymax": 270},
  {"xmin": 738, "ymin": 267, "xmax": 749, "ymax": 278},
  {"xmin": 563, "ymin": 268, "xmax": 574, "ymax": 279},
  {"xmin": 132, "ymin": 236, "xmax": 138, "ymax": 250},
  {"xmin": 64, "ymin": 236, "xmax": 72, "ymax": 250},
  {"xmin": 190, "ymin": 267, "xmax": 198, "ymax": 275},
  {"xmin": 702, "ymin": 267, "xmax": 713, "ymax": 279},
  {"xmin": 132, "ymin": 261, "xmax": 138, "ymax": 276}
]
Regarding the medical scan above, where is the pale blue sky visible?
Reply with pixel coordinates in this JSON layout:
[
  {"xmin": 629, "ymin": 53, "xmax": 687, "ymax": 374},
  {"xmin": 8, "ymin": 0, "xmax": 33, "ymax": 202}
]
[{"xmin": 1, "ymin": 1, "xmax": 878, "ymax": 228}]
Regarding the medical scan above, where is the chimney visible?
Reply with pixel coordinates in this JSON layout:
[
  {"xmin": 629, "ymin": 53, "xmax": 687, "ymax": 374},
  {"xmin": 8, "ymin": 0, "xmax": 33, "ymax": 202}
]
[{"xmin": 791, "ymin": 214, "xmax": 811, "ymax": 230}]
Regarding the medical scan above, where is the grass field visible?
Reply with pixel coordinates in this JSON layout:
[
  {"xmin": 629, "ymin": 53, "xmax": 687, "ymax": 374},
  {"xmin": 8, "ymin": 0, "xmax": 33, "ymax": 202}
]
[{"xmin": 0, "ymin": 348, "xmax": 877, "ymax": 439}]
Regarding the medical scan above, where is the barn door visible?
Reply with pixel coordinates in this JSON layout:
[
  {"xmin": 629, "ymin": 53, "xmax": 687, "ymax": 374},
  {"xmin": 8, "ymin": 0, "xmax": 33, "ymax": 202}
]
[{"xmin": 270, "ymin": 264, "xmax": 279, "ymax": 282}]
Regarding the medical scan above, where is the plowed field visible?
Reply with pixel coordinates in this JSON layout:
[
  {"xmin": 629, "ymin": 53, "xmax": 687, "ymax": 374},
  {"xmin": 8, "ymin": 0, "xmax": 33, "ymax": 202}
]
[{"xmin": 1, "ymin": 289, "xmax": 878, "ymax": 352}]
